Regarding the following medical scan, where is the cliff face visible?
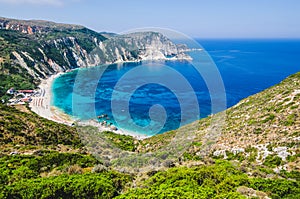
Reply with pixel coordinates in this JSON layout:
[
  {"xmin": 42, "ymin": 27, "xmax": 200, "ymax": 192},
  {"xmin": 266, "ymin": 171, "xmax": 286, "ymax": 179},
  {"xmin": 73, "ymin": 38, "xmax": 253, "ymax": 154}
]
[
  {"xmin": 0, "ymin": 17, "xmax": 191, "ymax": 87},
  {"xmin": 99, "ymin": 32, "xmax": 191, "ymax": 63},
  {"xmin": 0, "ymin": 17, "xmax": 107, "ymax": 86}
]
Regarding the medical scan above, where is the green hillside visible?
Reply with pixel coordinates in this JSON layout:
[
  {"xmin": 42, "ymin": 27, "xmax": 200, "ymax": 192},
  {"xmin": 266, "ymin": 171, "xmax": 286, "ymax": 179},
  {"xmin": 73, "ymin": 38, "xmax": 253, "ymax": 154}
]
[
  {"xmin": 0, "ymin": 72, "xmax": 299, "ymax": 198},
  {"xmin": 0, "ymin": 104, "xmax": 82, "ymax": 153},
  {"xmin": 140, "ymin": 72, "xmax": 300, "ymax": 168}
]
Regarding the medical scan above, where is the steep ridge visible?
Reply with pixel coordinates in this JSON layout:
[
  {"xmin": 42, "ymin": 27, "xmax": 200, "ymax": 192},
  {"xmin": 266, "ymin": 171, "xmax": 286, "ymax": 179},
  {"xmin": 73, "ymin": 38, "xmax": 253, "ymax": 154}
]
[
  {"xmin": 0, "ymin": 17, "xmax": 190, "ymax": 97},
  {"xmin": 0, "ymin": 17, "xmax": 84, "ymax": 33}
]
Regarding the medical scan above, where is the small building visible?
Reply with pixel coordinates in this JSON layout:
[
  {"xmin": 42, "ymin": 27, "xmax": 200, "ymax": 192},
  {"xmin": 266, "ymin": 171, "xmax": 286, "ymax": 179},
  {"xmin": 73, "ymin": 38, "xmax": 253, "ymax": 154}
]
[{"xmin": 18, "ymin": 90, "xmax": 34, "ymax": 94}]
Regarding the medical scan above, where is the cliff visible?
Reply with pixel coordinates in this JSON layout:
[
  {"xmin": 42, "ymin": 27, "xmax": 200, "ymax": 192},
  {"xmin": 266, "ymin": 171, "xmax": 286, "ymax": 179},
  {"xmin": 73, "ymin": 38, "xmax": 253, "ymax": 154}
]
[
  {"xmin": 99, "ymin": 32, "xmax": 191, "ymax": 63},
  {"xmin": 0, "ymin": 17, "xmax": 191, "ymax": 95}
]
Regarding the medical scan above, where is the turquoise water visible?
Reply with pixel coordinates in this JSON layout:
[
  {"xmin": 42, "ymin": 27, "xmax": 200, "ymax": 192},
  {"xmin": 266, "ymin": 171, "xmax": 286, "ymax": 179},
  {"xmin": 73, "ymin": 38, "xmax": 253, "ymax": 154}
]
[
  {"xmin": 52, "ymin": 39, "xmax": 300, "ymax": 136},
  {"xmin": 52, "ymin": 60, "xmax": 215, "ymax": 136}
]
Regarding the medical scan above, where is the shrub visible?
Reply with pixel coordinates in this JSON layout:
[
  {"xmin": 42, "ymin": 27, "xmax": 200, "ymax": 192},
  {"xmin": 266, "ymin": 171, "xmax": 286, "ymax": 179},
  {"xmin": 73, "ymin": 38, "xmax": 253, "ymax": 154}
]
[
  {"xmin": 263, "ymin": 155, "xmax": 282, "ymax": 168},
  {"xmin": 2, "ymin": 173, "xmax": 118, "ymax": 199}
]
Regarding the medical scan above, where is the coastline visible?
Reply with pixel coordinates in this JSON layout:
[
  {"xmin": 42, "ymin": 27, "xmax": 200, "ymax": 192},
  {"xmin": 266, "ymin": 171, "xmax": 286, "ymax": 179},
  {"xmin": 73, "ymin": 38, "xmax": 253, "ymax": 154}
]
[
  {"xmin": 29, "ymin": 71, "xmax": 149, "ymax": 140},
  {"xmin": 29, "ymin": 72, "xmax": 75, "ymax": 126},
  {"xmin": 77, "ymin": 120, "xmax": 150, "ymax": 140}
]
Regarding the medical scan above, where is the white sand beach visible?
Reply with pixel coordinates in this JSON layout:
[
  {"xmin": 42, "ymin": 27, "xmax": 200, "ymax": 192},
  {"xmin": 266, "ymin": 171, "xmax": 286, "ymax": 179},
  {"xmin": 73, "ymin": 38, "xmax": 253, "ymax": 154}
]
[
  {"xmin": 29, "ymin": 73, "xmax": 149, "ymax": 140},
  {"xmin": 29, "ymin": 72, "xmax": 75, "ymax": 126}
]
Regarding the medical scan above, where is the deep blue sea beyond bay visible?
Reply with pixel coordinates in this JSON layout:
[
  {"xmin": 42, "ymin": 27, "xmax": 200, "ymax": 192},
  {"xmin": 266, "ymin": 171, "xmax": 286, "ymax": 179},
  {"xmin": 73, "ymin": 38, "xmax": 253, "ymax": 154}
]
[{"xmin": 52, "ymin": 39, "xmax": 300, "ymax": 136}]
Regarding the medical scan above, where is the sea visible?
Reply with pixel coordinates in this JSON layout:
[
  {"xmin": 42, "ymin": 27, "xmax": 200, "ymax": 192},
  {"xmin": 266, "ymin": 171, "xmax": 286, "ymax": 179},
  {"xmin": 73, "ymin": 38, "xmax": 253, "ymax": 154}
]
[{"xmin": 52, "ymin": 39, "xmax": 300, "ymax": 136}]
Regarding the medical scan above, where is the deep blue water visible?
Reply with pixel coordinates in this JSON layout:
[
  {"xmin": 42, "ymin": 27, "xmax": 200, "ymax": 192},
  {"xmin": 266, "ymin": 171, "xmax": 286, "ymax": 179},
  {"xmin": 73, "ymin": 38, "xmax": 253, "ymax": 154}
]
[
  {"xmin": 52, "ymin": 39, "xmax": 300, "ymax": 136},
  {"xmin": 198, "ymin": 39, "xmax": 300, "ymax": 107}
]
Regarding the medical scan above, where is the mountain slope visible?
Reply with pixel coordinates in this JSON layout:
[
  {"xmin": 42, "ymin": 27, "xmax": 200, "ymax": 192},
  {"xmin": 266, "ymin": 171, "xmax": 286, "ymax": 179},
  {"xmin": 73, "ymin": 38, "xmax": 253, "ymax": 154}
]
[
  {"xmin": 0, "ymin": 73, "xmax": 299, "ymax": 198},
  {"xmin": 139, "ymin": 72, "xmax": 300, "ymax": 171},
  {"xmin": 0, "ymin": 104, "xmax": 82, "ymax": 153},
  {"xmin": 0, "ymin": 17, "xmax": 190, "ymax": 98}
]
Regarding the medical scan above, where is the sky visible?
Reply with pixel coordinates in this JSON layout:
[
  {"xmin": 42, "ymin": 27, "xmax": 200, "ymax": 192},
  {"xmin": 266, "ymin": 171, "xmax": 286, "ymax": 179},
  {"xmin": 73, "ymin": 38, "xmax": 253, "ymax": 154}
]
[{"xmin": 0, "ymin": 0, "xmax": 300, "ymax": 38}]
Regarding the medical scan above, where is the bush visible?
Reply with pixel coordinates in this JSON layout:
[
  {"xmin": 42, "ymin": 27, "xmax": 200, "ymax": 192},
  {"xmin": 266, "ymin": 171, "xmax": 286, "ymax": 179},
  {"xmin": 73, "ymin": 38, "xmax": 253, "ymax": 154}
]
[
  {"xmin": 2, "ymin": 173, "xmax": 119, "ymax": 199},
  {"xmin": 249, "ymin": 178, "xmax": 300, "ymax": 199},
  {"xmin": 116, "ymin": 160, "xmax": 300, "ymax": 198},
  {"xmin": 263, "ymin": 155, "xmax": 282, "ymax": 168}
]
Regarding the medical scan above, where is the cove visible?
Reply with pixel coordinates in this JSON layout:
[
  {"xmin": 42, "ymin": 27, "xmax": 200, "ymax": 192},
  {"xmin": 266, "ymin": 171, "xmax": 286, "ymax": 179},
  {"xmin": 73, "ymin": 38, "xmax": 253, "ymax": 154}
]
[{"xmin": 52, "ymin": 39, "xmax": 300, "ymax": 136}]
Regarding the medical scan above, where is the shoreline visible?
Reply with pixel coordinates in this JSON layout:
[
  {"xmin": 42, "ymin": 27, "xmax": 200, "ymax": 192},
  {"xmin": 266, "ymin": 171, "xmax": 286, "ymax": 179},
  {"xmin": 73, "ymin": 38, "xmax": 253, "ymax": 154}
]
[
  {"xmin": 77, "ymin": 120, "xmax": 150, "ymax": 140},
  {"xmin": 29, "ymin": 72, "xmax": 75, "ymax": 126},
  {"xmin": 29, "ymin": 71, "xmax": 149, "ymax": 140}
]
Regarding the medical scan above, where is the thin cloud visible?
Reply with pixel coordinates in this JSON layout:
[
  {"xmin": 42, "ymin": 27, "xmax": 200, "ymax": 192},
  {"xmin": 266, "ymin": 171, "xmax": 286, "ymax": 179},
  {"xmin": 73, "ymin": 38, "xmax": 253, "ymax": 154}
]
[{"xmin": 0, "ymin": 0, "xmax": 64, "ymax": 6}]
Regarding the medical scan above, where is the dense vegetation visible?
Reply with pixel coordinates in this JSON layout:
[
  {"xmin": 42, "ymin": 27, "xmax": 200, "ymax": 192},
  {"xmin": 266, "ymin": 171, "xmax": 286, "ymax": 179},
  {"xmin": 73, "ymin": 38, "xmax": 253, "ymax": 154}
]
[
  {"xmin": 102, "ymin": 131, "xmax": 137, "ymax": 152},
  {"xmin": 0, "ymin": 30, "xmax": 39, "ymax": 97},
  {"xmin": 0, "ymin": 109, "xmax": 298, "ymax": 198},
  {"xmin": 118, "ymin": 161, "xmax": 299, "ymax": 199},
  {"xmin": 0, "ymin": 154, "xmax": 298, "ymax": 198},
  {"xmin": 0, "ymin": 152, "xmax": 131, "ymax": 199}
]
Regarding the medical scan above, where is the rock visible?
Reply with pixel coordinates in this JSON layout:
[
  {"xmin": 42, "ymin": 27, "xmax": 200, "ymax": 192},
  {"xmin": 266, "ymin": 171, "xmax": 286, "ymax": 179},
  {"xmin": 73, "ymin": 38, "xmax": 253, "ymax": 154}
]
[
  {"xmin": 110, "ymin": 125, "xmax": 118, "ymax": 131},
  {"xmin": 213, "ymin": 150, "xmax": 227, "ymax": 158},
  {"xmin": 91, "ymin": 164, "xmax": 108, "ymax": 173},
  {"xmin": 237, "ymin": 186, "xmax": 271, "ymax": 199},
  {"xmin": 231, "ymin": 147, "xmax": 245, "ymax": 155},
  {"xmin": 273, "ymin": 146, "xmax": 290, "ymax": 161}
]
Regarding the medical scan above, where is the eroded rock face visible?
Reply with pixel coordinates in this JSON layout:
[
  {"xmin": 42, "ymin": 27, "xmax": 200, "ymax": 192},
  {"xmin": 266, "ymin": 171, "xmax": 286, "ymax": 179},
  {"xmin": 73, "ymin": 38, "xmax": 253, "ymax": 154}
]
[
  {"xmin": 97, "ymin": 31, "xmax": 192, "ymax": 63},
  {"xmin": 1, "ymin": 17, "xmax": 192, "ymax": 81}
]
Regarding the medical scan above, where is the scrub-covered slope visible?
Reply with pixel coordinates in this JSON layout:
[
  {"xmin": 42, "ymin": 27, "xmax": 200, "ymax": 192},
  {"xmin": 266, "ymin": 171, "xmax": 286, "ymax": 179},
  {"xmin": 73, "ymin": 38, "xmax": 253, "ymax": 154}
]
[{"xmin": 139, "ymin": 72, "xmax": 300, "ymax": 172}]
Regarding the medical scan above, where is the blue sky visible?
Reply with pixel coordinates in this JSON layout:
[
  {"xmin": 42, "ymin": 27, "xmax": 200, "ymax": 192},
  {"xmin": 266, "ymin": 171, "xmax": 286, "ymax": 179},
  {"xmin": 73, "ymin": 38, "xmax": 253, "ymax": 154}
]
[{"xmin": 1, "ymin": 0, "xmax": 300, "ymax": 38}]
